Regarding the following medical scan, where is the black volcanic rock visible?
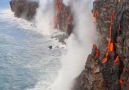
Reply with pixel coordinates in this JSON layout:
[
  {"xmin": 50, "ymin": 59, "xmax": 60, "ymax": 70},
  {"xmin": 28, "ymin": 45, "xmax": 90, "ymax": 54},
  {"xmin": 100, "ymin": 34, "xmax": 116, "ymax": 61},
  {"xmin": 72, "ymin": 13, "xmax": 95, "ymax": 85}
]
[
  {"xmin": 10, "ymin": 0, "xmax": 39, "ymax": 20},
  {"xmin": 73, "ymin": 0, "xmax": 129, "ymax": 90}
]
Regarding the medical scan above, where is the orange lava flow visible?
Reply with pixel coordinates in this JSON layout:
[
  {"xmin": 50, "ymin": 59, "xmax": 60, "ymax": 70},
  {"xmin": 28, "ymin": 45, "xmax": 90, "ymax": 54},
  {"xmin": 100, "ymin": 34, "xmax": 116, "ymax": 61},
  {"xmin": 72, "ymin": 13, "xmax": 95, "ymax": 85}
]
[
  {"xmin": 118, "ymin": 0, "xmax": 121, "ymax": 4},
  {"xmin": 114, "ymin": 56, "xmax": 119, "ymax": 65},
  {"xmin": 120, "ymin": 79, "xmax": 123, "ymax": 86},
  {"xmin": 102, "ymin": 57, "xmax": 108, "ymax": 64},
  {"xmin": 102, "ymin": 12, "xmax": 115, "ymax": 64},
  {"xmin": 68, "ymin": 16, "xmax": 72, "ymax": 21},
  {"xmin": 92, "ymin": 10, "xmax": 98, "ymax": 22},
  {"xmin": 56, "ymin": 0, "xmax": 62, "ymax": 11},
  {"xmin": 93, "ymin": 44, "xmax": 100, "ymax": 58},
  {"xmin": 94, "ymin": 67, "xmax": 97, "ymax": 73},
  {"xmin": 94, "ymin": 76, "xmax": 97, "ymax": 80},
  {"xmin": 93, "ymin": 10, "xmax": 98, "ymax": 18}
]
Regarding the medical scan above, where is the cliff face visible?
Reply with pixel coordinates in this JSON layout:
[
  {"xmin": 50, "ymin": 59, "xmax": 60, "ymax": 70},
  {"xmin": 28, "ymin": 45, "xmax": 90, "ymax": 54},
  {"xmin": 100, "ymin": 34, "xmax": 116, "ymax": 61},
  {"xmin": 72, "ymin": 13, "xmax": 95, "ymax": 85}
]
[
  {"xmin": 10, "ymin": 0, "xmax": 38, "ymax": 20},
  {"xmin": 10, "ymin": 0, "xmax": 129, "ymax": 90},
  {"xmin": 54, "ymin": 0, "xmax": 73, "ymax": 35},
  {"xmin": 73, "ymin": 0, "xmax": 129, "ymax": 90},
  {"xmin": 10, "ymin": 0, "xmax": 73, "ymax": 34}
]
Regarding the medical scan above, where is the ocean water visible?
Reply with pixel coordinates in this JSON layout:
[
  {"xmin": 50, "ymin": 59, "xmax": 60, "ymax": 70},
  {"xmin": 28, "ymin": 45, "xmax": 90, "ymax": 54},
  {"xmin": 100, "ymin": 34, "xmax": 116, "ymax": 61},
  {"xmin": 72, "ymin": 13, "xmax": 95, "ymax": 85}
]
[{"xmin": 0, "ymin": 8, "xmax": 64, "ymax": 90}]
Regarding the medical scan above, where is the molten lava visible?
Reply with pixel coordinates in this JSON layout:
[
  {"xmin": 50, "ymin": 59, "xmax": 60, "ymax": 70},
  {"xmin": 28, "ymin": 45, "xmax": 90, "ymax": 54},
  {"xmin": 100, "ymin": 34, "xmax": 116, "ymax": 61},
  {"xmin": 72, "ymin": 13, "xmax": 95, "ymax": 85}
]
[
  {"xmin": 93, "ymin": 44, "xmax": 99, "ymax": 58},
  {"xmin": 114, "ymin": 56, "xmax": 119, "ymax": 65},
  {"xmin": 102, "ymin": 12, "xmax": 116, "ymax": 64},
  {"xmin": 118, "ymin": 0, "xmax": 121, "ymax": 4},
  {"xmin": 120, "ymin": 79, "xmax": 123, "ymax": 86},
  {"xmin": 92, "ymin": 10, "xmax": 98, "ymax": 22},
  {"xmin": 55, "ymin": 0, "xmax": 62, "ymax": 12},
  {"xmin": 93, "ymin": 10, "xmax": 98, "ymax": 19}
]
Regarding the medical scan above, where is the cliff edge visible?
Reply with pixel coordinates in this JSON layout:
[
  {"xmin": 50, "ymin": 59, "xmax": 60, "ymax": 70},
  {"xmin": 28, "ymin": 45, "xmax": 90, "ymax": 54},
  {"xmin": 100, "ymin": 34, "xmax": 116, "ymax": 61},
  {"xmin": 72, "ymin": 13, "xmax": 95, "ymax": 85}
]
[{"xmin": 73, "ymin": 0, "xmax": 129, "ymax": 90}]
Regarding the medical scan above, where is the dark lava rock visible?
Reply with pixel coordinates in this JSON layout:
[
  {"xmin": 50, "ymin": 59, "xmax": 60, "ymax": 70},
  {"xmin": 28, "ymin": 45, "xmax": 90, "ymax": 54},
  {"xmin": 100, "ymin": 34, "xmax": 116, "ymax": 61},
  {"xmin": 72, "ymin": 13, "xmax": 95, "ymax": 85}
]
[
  {"xmin": 48, "ymin": 46, "xmax": 53, "ymax": 49},
  {"xmin": 72, "ymin": 0, "xmax": 129, "ymax": 90},
  {"xmin": 10, "ymin": 0, "xmax": 39, "ymax": 20}
]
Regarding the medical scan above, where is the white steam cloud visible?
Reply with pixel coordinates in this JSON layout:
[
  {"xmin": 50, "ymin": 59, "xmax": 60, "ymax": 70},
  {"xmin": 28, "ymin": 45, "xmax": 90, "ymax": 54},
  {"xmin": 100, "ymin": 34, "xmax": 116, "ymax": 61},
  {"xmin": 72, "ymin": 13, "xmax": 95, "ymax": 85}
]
[
  {"xmin": 35, "ymin": 0, "xmax": 54, "ymax": 36},
  {"xmin": 52, "ymin": 0, "xmax": 96, "ymax": 90},
  {"xmin": 31, "ymin": 0, "xmax": 96, "ymax": 90}
]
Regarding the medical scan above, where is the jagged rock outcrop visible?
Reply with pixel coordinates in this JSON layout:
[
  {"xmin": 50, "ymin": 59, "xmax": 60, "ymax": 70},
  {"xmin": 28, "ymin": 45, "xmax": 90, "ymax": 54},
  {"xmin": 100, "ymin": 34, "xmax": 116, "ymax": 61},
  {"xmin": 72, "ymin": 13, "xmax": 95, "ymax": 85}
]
[
  {"xmin": 10, "ymin": 0, "xmax": 38, "ymax": 20},
  {"xmin": 73, "ymin": 0, "xmax": 129, "ymax": 90}
]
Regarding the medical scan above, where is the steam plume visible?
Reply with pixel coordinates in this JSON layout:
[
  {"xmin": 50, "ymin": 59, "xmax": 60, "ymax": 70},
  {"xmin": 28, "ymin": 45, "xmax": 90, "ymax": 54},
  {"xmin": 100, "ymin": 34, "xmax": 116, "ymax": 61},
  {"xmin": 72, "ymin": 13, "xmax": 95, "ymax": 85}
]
[
  {"xmin": 52, "ymin": 0, "xmax": 96, "ymax": 90},
  {"xmin": 35, "ymin": 0, "xmax": 54, "ymax": 36}
]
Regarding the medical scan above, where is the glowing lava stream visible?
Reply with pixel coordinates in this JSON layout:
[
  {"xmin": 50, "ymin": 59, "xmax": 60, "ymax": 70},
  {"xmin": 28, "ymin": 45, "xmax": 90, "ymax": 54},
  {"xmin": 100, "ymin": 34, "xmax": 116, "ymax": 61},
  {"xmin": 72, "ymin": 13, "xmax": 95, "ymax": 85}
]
[
  {"xmin": 101, "ymin": 11, "xmax": 118, "ymax": 64},
  {"xmin": 118, "ymin": 0, "xmax": 121, "ymax": 4}
]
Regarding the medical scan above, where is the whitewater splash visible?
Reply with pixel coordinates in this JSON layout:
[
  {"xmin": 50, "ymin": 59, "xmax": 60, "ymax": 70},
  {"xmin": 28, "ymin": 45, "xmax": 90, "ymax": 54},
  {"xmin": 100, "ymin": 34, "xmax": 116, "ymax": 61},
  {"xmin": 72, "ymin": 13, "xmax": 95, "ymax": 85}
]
[
  {"xmin": 0, "ymin": 9, "xmax": 37, "ymax": 32},
  {"xmin": 0, "ymin": 8, "xmax": 65, "ymax": 90}
]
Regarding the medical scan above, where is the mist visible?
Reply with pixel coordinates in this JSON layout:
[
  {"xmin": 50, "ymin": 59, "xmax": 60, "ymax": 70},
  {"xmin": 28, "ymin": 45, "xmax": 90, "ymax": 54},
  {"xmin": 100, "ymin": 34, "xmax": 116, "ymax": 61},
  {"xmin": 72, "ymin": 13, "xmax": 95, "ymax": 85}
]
[
  {"xmin": 35, "ymin": 0, "xmax": 54, "ymax": 36},
  {"xmin": 52, "ymin": 0, "xmax": 96, "ymax": 90}
]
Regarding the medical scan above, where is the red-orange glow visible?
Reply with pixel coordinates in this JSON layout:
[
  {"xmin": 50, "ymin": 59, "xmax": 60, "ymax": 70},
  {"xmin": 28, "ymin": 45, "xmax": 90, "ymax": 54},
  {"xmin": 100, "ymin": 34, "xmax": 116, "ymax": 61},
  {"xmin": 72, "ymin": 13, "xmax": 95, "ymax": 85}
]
[
  {"xmin": 109, "ymin": 42, "xmax": 114, "ymax": 51},
  {"xmin": 114, "ymin": 56, "xmax": 119, "ymax": 65},
  {"xmin": 93, "ymin": 44, "xmax": 99, "ymax": 58},
  {"xmin": 68, "ymin": 16, "xmax": 71, "ymax": 21},
  {"xmin": 102, "ymin": 58, "xmax": 108, "ymax": 64},
  {"xmin": 92, "ymin": 10, "xmax": 98, "ymax": 22},
  {"xmin": 96, "ymin": 49, "xmax": 99, "ymax": 58},
  {"xmin": 93, "ymin": 10, "xmax": 98, "ymax": 18},
  {"xmin": 118, "ymin": 0, "xmax": 121, "ymax": 4},
  {"xmin": 120, "ymin": 79, "xmax": 123, "ymax": 86},
  {"xmin": 109, "ymin": 12, "xmax": 115, "ymax": 39},
  {"xmin": 101, "ymin": 12, "xmax": 115, "ymax": 64},
  {"xmin": 56, "ymin": 0, "xmax": 62, "ymax": 11}
]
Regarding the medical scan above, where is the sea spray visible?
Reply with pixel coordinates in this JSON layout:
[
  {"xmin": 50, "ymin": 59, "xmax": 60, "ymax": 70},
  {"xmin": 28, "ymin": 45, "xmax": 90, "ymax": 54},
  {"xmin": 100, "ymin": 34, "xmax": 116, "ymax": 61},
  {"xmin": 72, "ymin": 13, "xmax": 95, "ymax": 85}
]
[{"xmin": 52, "ymin": 0, "xmax": 96, "ymax": 90}]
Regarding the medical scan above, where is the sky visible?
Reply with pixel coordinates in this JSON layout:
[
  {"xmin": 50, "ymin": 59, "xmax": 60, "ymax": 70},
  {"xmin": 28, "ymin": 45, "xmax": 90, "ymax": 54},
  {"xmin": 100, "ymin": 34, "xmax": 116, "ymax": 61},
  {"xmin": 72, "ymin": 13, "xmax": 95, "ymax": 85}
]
[{"xmin": 0, "ymin": 0, "xmax": 10, "ymax": 9}]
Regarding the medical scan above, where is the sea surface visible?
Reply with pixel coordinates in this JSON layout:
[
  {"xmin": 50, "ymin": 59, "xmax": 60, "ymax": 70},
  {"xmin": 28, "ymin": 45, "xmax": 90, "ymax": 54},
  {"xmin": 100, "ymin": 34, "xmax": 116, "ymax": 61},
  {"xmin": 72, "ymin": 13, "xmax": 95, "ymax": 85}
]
[{"xmin": 0, "ymin": 5, "xmax": 64, "ymax": 90}]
